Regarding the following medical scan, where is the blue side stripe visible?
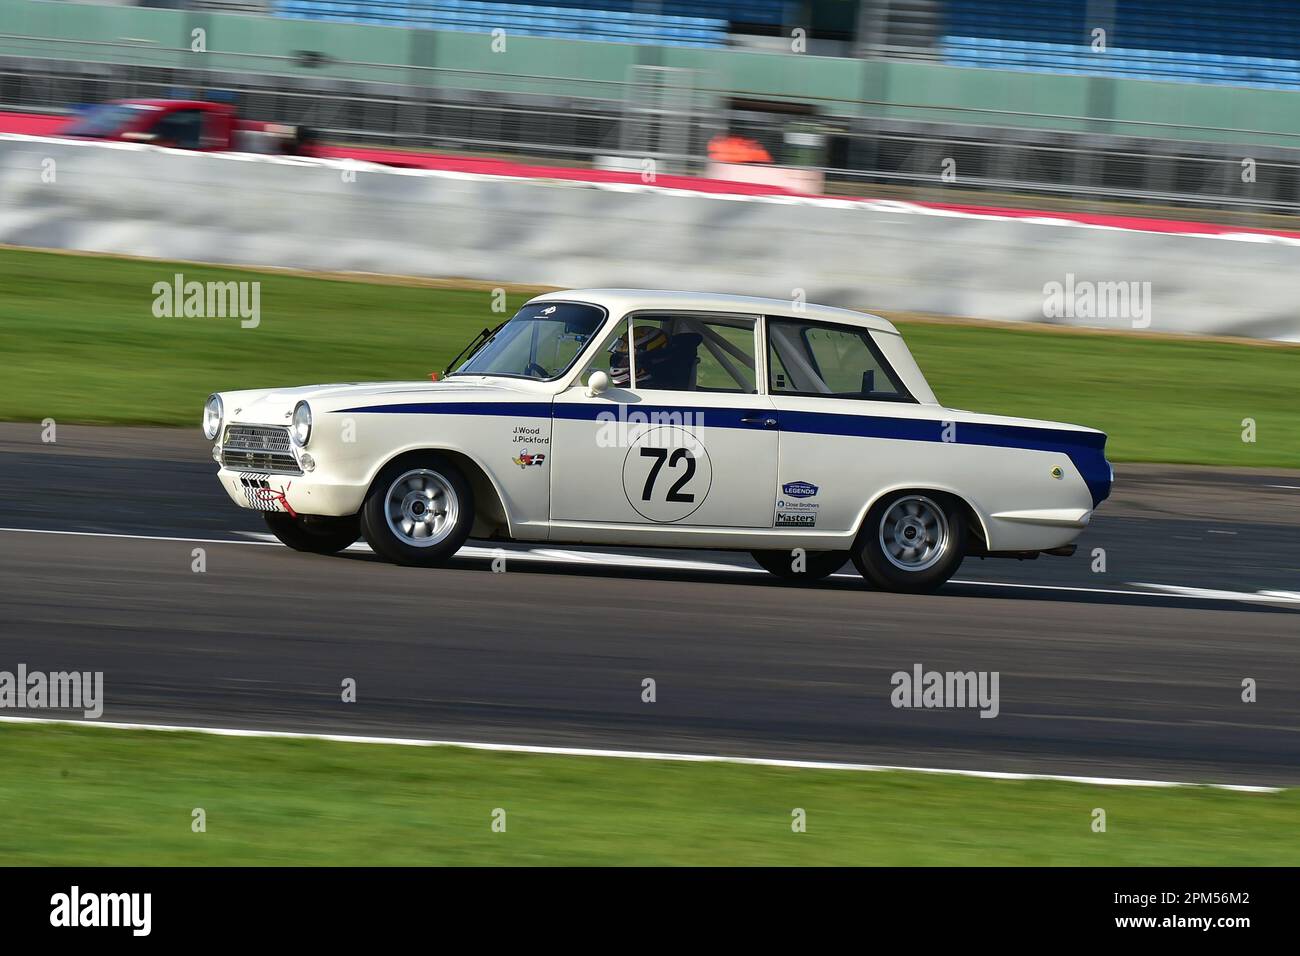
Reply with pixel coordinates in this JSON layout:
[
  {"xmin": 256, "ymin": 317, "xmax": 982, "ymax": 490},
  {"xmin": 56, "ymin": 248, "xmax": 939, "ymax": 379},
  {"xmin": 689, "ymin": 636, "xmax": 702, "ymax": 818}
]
[
  {"xmin": 334, "ymin": 400, "xmax": 1111, "ymax": 507},
  {"xmin": 336, "ymin": 401, "xmax": 553, "ymax": 418},
  {"xmin": 552, "ymin": 403, "xmax": 760, "ymax": 429},
  {"xmin": 778, "ymin": 411, "xmax": 1110, "ymax": 507}
]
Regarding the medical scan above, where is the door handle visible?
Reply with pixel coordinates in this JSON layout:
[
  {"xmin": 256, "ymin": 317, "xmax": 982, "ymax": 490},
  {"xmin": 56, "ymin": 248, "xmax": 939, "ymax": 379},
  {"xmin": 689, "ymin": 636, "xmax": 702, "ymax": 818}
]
[{"xmin": 740, "ymin": 415, "xmax": 778, "ymax": 428}]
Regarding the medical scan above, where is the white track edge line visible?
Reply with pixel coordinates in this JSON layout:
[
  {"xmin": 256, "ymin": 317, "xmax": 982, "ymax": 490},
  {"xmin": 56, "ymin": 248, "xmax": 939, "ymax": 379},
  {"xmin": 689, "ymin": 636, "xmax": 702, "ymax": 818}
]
[
  {"xmin": 0, "ymin": 715, "xmax": 1279, "ymax": 793},
  {"xmin": 0, "ymin": 526, "xmax": 281, "ymax": 547}
]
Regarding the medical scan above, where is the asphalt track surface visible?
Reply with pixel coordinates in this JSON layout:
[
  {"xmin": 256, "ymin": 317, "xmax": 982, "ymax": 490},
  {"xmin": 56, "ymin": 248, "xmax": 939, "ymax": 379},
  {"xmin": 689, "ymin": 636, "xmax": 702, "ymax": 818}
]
[{"xmin": 1, "ymin": 423, "xmax": 1297, "ymax": 786}]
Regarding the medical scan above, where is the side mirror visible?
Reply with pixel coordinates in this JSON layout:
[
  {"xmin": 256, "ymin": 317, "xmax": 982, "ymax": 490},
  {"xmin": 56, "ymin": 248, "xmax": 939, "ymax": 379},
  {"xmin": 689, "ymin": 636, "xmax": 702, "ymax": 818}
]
[{"xmin": 586, "ymin": 370, "xmax": 610, "ymax": 397}]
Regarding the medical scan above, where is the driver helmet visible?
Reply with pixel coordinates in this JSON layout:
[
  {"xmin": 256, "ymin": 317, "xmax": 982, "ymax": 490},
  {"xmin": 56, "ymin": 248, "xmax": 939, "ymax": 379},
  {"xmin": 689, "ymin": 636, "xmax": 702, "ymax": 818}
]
[{"xmin": 608, "ymin": 326, "xmax": 671, "ymax": 387}]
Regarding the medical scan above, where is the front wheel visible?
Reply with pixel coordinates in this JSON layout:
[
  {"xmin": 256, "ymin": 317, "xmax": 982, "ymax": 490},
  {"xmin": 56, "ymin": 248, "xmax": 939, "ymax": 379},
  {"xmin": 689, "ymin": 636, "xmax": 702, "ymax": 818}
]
[
  {"xmin": 751, "ymin": 549, "xmax": 847, "ymax": 582},
  {"xmin": 853, "ymin": 492, "xmax": 966, "ymax": 593},
  {"xmin": 361, "ymin": 456, "xmax": 475, "ymax": 567},
  {"xmin": 263, "ymin": 512, "xmax": 361, "ymax": 555}
]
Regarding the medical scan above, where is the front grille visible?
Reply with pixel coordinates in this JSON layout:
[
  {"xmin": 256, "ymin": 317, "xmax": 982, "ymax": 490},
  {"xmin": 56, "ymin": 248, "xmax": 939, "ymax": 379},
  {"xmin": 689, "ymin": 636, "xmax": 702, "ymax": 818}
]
[
  {"xmin": 225, "ymin": 424, "xmax": 292, "ymax": 453},
  {"xmin": 221, "ymin": 424, "xmax": 301, "ymax": 475}
]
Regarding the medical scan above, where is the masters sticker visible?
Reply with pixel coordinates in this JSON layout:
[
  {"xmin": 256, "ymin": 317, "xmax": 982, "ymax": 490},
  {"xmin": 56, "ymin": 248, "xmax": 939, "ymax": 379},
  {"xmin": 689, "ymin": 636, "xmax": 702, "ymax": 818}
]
[{"xmin": 774, "ymin": 494, "xmax": 818, "ymax": 528}]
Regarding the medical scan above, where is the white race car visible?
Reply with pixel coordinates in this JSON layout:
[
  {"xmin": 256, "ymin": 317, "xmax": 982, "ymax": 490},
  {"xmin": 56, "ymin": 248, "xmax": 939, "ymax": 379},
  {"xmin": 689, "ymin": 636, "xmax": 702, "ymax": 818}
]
[{"xmin": 204, "ymin": 290, "xmax": 1111, "ymax": 592}]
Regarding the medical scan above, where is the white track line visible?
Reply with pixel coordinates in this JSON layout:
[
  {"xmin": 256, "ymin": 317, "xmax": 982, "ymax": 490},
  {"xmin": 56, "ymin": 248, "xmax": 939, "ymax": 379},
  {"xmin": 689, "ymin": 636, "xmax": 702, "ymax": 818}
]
[
  {"xmin": 2, "ymin": 525, "xmax": 1296, "ymax": 606},
  {"xmin": 954, "ymin": 578, "xmax": 1300, "ymax": 604},
  {"xmin": 0, "ymin": 715, "xmax": 1279, "ymax": 793},
  {"xmin": 1135, "ymin": 582, "xmax": 1300, "ymax": 605},
  {"xmin": 0, "ymin": 526, "xmax": 281, "ymax": 547}
]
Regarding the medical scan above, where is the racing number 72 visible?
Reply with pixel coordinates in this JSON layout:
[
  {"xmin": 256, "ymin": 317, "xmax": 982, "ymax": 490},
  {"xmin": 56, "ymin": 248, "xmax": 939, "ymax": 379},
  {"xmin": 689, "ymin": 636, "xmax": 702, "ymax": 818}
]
[{"xmin": 640, "ymin": 447, "xmax": 696, "ymax": 502}]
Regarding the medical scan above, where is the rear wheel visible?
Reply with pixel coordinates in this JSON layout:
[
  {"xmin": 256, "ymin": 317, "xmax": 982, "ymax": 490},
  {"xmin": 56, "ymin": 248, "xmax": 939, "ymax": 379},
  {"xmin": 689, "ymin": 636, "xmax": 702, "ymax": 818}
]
[
  {"xmin": 361, "ymin": 456, "xmax": 474, "ymax": 567},
  {"xmin": 263, "ymin": 512, "xmax": 360, "ymax": 555},
  {"xmin": 751, "ymin": 549, "xmax": 847, "ymax": 582},
  {"xmin": 853, "ymin": 492, "xmax": 966, "ymax": 593}
]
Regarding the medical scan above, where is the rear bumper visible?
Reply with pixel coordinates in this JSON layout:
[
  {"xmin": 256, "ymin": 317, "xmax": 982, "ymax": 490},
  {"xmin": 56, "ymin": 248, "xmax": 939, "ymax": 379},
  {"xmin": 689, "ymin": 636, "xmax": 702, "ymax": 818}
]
[
  {"xmin": 989, "ymin": 507, "xmax": 1093, "ymax": 528},
  {"xmin": 980, "ymin": 506, "xmax": 1093, "ymax": 553}
]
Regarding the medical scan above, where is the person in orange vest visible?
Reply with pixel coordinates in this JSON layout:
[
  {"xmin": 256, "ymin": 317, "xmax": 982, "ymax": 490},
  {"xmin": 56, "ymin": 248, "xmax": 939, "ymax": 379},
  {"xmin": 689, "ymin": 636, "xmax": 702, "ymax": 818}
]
[{"xmin": 708, "ymin": 132, "xmax": 773, "ymax": 164}]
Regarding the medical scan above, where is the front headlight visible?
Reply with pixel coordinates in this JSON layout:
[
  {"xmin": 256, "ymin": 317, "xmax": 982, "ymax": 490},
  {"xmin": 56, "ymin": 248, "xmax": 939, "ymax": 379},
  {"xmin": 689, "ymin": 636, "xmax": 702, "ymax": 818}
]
[
  {"xmin": 203, "ymin": 393, "xmax": 223, "ymax": 441},
  {"xmin": 291, "ymin": 401, "xmax": 312, "ymax": 447}
]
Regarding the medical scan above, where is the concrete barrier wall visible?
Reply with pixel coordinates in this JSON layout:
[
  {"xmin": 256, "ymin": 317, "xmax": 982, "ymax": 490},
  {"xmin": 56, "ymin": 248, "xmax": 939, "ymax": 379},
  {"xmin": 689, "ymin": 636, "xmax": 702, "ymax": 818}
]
[{"xmin": 3, "ymin": 134, "xmax": 1299, "ymax": 341}]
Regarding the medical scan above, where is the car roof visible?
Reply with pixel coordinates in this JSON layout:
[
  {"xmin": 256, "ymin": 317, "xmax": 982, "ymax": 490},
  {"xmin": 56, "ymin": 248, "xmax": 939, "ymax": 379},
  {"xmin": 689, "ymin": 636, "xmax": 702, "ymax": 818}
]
[{"xmin": 527, "ymin": 289, "xmax": 900, "ymax": 335}]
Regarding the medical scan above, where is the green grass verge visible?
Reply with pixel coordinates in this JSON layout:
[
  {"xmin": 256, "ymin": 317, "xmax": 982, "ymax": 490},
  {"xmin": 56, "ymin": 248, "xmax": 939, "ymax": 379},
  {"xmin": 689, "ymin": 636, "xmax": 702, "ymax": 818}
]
[
  {"xmin": 898, "ymin": 321, "xmax": 1298, "ymax": 469},
  {"xmin": 0, "ymin": 724, "xmax": 1294, "ymax": 865},
  {"xmin": 2, "ymin": 247, "xmax": 1296, "ymax": 467}
]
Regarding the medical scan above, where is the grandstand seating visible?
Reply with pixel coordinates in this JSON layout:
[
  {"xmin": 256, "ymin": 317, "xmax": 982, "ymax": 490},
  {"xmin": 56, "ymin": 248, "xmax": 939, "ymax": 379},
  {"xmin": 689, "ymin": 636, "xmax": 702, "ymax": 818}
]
[
  {"xmin": 943, "ymin": 36, "xmax": 1300, "ymax": 90},
  {"xmin": 274, "ymin": 0, "xmax": 731, "ymax": 46},
  {"xmin": 500, "ymin": 0, "xmax": 784, "ymax": 29},
  {"xmin": 268, "ymin": 0, "xmax": 1300, "ymax": 88},
  {"xmin": 944, "ymin": 0, "xmax": 1300, "ymax": 89}
]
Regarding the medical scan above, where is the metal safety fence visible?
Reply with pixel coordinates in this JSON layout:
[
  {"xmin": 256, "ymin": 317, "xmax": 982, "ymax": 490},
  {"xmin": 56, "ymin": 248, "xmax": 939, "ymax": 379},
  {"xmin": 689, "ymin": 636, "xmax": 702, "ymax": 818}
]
[{"xmin": 3, "ymin": 35, "xmax": 1300, "ymax": 214}]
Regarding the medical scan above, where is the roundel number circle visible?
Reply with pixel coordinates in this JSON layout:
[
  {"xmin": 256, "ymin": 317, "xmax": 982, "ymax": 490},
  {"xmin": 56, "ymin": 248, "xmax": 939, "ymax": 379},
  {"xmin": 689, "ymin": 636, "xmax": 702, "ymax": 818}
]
[{"xmin": 621, "ymin": 426, "xmax": 712, "ymax": 523}]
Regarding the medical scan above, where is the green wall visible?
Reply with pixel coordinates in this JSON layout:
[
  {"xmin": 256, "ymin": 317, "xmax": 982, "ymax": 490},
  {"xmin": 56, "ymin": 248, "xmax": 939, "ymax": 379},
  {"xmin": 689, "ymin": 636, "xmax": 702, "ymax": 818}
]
[{"xmin": 4, "ymin": 0, "xmax": 1298, "ymax": 147}]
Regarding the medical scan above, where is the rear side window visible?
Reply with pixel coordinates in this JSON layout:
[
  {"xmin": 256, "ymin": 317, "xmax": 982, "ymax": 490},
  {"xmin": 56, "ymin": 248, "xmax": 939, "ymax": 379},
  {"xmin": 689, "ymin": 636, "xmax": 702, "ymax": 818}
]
[{"xmin": 767, "ymin": 318, "xmax": 912, "ymax": 402}]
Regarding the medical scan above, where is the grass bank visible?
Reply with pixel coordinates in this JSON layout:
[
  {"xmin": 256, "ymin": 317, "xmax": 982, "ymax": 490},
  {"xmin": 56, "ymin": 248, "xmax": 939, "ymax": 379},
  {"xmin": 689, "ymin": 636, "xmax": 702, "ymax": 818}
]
[
  {"xmin": 0, "ymin": 723, "xmax": 1293, "ymax": 865},
  {"xmin": 1, "ymin": 247, "xmax": 1294, "ymax": 467}
]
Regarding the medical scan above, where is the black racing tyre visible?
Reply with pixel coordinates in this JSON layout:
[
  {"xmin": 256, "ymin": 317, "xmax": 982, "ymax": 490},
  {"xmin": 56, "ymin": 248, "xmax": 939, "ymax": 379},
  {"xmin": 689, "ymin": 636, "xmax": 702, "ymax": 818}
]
[
  {"xmin": 263, "ymin": 512, "xmax": 361, "ymax": 555},
  {"xmin": 361, "ymin": 455, "xmax": 475, "ymax": 567},
  {"xmin": 853, "ymin": 491, "xmax": 966, "ymax": 594},
  {"xmin": 751, "ymin": 549, "xmax": 847, "ymax": 582}
]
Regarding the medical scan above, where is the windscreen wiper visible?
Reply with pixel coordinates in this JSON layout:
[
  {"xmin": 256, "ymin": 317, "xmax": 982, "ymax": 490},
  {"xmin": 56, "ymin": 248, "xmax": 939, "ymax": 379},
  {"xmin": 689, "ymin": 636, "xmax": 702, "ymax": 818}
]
[{"xmin": 443, "ymin": 321, "xmax": 505, "ymax": 378}]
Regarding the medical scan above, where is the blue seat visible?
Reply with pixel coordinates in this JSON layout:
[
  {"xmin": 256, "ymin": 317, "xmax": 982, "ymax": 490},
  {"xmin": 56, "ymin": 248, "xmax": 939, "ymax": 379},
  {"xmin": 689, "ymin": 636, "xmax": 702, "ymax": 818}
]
[
  {"xmin": 941, "ymin": 33, "xmax": 1300, "ymax": 89},
  {"xmin": 943, "ymin": 0, "xmax": 1300, "ymax": 87},
  {"xmin": 273, "ymin": 0, "xmax": 730, "ymax": 46}
]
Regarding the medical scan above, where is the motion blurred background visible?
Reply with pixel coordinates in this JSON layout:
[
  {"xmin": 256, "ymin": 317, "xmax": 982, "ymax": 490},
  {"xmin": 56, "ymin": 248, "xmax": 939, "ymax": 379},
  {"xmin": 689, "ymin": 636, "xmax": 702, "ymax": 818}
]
[
  {"xmin": 7, "ymin": 0, "xmax": 1300, "ymax": 211},
  {"xmin": 2, "ymin": 0, "xmax": 1299, "ymax": 336},
  {"xmin": 2, "ymin": 2, "xmax": 1299, "ymax": 868}
]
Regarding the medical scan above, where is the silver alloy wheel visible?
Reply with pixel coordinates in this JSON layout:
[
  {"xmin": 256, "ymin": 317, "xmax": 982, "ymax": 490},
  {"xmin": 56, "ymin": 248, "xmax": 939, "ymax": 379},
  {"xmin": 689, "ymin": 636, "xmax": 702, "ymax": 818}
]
[
  {"xmin": 384, "ymin": 468, "xmax": 458, "ymax": 547},
  {"xmin": 878, "ymin": 494, "xmax": 949, "ymax": 572}
]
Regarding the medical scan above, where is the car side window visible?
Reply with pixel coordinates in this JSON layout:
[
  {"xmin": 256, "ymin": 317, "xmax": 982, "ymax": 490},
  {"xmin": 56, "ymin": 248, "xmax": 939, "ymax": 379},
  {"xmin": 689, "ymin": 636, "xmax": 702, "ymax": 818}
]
[
  {"xmin": 627, "ymin": 313, "xmax": 757, "ymax": 393},
  {"xmin": 767, "ymin": 318, "xmax": 911, "ymax": 401},
  {"xmin": 154, "ymin": 109, "xmax": 204, "ymax": 149},
  {"xmin": 577, "ymin": 317, "xmax": 632, "ymax": 385}
]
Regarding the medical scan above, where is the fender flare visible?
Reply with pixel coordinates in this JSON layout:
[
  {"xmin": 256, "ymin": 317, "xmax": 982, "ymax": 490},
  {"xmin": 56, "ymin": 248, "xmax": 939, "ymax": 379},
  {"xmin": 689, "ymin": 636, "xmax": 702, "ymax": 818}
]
[{"xmin": 851, "ymin": 482, "xmax": 991, "ymax": 550}]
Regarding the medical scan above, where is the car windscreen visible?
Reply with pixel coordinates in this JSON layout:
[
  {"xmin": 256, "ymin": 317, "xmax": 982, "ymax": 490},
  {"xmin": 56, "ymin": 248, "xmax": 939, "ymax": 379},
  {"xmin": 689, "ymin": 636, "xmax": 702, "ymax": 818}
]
[
  {"xmin": 451, "ymin": 302, "xmax": 607, "ymax": 380},
  {"xmin": 64, "ymin": 104, "xmax": 156, "ymax": 137}
]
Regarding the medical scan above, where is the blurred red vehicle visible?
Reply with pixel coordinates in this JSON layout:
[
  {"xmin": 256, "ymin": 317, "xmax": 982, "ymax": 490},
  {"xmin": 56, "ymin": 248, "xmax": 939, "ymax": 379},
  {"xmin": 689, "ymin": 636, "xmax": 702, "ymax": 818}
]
[{"xmin": 57, "ymin": 99, "xmax": 315, "ymax": 155}]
